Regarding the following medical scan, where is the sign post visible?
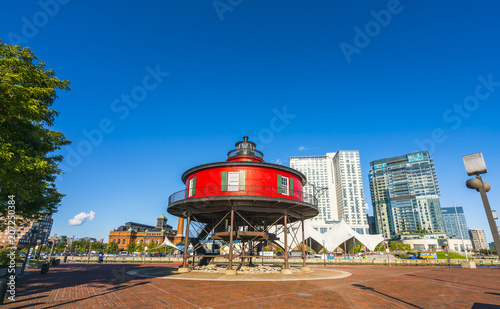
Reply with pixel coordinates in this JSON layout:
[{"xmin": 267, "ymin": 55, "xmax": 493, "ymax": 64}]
[{"xmin": 384, "ymin": 241, "xmax": 390, "ymax": 267}]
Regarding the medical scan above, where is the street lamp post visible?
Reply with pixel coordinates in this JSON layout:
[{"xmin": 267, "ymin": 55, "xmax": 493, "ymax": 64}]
[
  {"xmin": 87, "ymin": 240, "xmax": 94, "ymax": 263},
  {"xmin": 48, "ymin": 235, "xmax": 59, "ymax": 263},
  {"xmin": 35, "ymin": 239, "xmax": 42, "ymax": 259},
  {"xmin": 322, "ymin": 240, "xmax": 326, "ymax": 266},
  {"xmin": 463, "ymin": 153, "xmax": 500, "ymax": 259},
  {"xmin": 384, "ymin": 240, "xmax": 390, "ymax": 267},
  {"xmin": 454, "ymin": 202, "xmax": 469, "ymax": 261},
  {"xmin": 443, "ymin": 240, "xmax": 451, "ymax": 267}
]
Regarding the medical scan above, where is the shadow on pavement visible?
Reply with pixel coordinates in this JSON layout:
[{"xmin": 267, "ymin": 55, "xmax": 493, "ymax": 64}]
[
  {"xmin": 352, "ymin": 284, "xmax": 423, "ymax": 309},
  {"xmin": 4, "ymin": 263, "xmax": 174, "ymax": 307},
  {"xmin": 406, "ymin": 273, "xmax": 500, "ymax": 292}
]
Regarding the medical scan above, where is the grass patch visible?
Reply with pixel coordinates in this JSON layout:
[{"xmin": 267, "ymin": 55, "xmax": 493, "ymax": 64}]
[{"xmin": 436, "ymin": 252, "xmax": 466, "ymax": 259}]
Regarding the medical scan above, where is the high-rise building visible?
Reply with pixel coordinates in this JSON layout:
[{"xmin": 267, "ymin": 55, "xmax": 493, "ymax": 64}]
[
  {"xmin": 441, "ymin": 206, "xmax": 470, "ymax": 240},
  {"xmin": 0, "ymin": 215, "xmax": 53, "ymax": 249},
  {"xmin": 369, "ymin": 151, "xmax": 445, "ymax": 239},
  {"xmin": 469, "ymin": 228, "xmax": 488, "ymax": 250},
  {"xmin": 367, "ymin": 215, "xmax": 376, "ymax": 235},
  {"xmin": 290, "ymin": 151, "xmax": 369, "ymax": 234}
]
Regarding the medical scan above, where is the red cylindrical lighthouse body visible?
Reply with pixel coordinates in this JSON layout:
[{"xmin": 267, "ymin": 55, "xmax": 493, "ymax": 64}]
[{"xmin": 168, "ymin": 136, "xmax": 318, "ymax": 223}]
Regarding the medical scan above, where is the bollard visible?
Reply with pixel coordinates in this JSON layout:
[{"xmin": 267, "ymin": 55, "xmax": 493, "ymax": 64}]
[
  {"xmin": 0, "ymin": 279, "xmax": 8, "ymax": 305},
  {"xmin": 40, "ymin": 263, "xmax": 50, "ymax": 274}
]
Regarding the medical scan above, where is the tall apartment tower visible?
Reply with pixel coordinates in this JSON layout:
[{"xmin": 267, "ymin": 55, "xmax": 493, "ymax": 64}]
[
  {"xmin": 441, "ymin": 206, "xmax": 470, "ymax": 240},
  {"xmin": 0, "ymin": 215, "xmax": 53, "ymax": 249},
  {"xmin": 290, "ymin": 150, "xmax": 369, "ymax": 234},
  {"xmin": 369, "ymin": 151, "xmax": 445, "ymax": 239},
  {"xmin": 469, "ymin": 228, "xmax": 488, "ymax": 250}
]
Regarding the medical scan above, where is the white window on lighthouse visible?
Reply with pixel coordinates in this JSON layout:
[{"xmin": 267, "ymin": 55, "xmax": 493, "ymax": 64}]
[
  {"xmin": 281, "ymin": 176, "xmax": 289, "ymax": 195},
  {"xmin": 228, "ymin": 172, "xmax": 239, "ymax": 191},
  {"xmin": 188, "ymin": 177, "xmax": 197, "ymax": 197},
  {"xmin": 277, "ymin": 174, "xmax": 293, "ymax": 196},
  {"xmin": 222, "ymin": 171, "xmax": 245, "ymax": 191}
]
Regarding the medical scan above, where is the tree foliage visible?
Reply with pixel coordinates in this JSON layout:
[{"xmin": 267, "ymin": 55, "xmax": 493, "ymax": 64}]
[
  {"xmin": 127, "ymin": 243, "xmax": 135, "ymax": 253},
  {"xmin": 107, "ymin": 242, "xmax": 118, "ymax": 253},
  {"xmin": 0, "ymin": 41, "xmax": 71, "ymax": 229},
  {"xmin": 389, "ymin": 241, "xmax": 411, "ymax": 251}
]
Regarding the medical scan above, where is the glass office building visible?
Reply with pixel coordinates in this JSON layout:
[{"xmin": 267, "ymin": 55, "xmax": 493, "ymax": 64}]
[
  {"xmin": 369, "ymin": 151, "xmax": 445, "ymax": 239},
  {"xmin": 442, "ymin": 206, "xmax": 470, "ymax": 240}
]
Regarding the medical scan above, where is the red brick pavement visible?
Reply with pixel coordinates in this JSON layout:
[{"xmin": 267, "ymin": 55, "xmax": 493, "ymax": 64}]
[{"xmin": 3, "ymin": 263, "xmax": 500, "ymax": 308}]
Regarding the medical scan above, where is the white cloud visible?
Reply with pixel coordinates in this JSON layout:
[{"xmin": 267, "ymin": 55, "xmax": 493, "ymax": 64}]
[
  {"xmin": 274, "ymin": 158, "xmax": 283, "ymax": 165},
  {"xmin": 298, "ymin": 146, "xmax": 309, "ymax": 151},
  {"xmin": 68, "ymin": 211, "xmax": 96, "ymax": 226}
]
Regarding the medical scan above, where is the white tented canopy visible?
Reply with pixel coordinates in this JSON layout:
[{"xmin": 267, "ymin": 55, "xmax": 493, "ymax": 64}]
[
  {"xmin": 323, "ymin": 220, "xmax": 384, "ymax": 252},
  {"xmin": 149, "ymin": 237, "xmax": 179, "ymax": 250},
  {"xmin": 276, "ymin": 220, "xmax": 384, "ymax": 253}
]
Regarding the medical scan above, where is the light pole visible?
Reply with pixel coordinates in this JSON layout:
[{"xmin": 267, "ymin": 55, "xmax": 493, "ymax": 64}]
[
  {"xmin": 463, "ymin": 153, "xmax": 500, "ymax": 259},
  {"xmin": 443, "ymin": 240, "xmax": 451, "ymax": 267},
  {"xmin": 384, "ymin": 240, "xmax": 390, "ymax": 267},
  {"xmin": 48, "ymin": 235, "xmax": 59, "ymax": 262},
  {"xmin": 322, "ymin": 240, "xmax": 326, "ymax": 266},
  {"xmin": 87, "ymin": 240, "xmax": 94, "ymax": 263},
  {"xmin": 454, "ymin": 202, "xmax": 469, "ymax": 261}
]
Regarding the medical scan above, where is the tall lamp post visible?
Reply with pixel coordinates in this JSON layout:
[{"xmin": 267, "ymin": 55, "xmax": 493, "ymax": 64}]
[
  {"xmin": 87, "ymin": 240, "xmax": 94, "ymax": 263},
  {"xmin": 463, "ymin": 153, "xmax": 500, "ymax": 259},
  {"xmin": 48, "ymin": 235, "xmax": 59, "ymax": 262},
  {"xmin": 443, "ymin": 240, "xmax": 451, "ymax": 267},
  {"xmin": 384, "ymin": 240, "xmax": 390, "ymax": 267},
  {"xmin": 322, "ymin": 240, "xmax": 326, "ymax": 266}
]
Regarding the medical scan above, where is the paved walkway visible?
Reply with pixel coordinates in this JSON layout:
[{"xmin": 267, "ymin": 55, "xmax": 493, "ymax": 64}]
[{"xmin": 3, "ymin": 263, "xmax": 500, "ymax": 308}]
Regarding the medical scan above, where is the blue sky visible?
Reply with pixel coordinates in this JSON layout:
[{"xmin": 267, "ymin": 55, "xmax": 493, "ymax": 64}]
[{"xmin": 2, "ymin": 1, "xmax": 500, "ymax": 242}]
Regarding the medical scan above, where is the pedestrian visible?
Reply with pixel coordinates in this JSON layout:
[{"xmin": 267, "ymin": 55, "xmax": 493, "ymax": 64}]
[{"xmin": 99, "ymin": 254, "xmax": 104, "ymax": 264}]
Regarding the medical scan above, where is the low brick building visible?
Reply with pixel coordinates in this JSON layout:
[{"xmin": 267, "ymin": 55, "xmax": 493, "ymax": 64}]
[{"xmin": 108, "ymin": 215, "xmax": 176, "ymax": 250}]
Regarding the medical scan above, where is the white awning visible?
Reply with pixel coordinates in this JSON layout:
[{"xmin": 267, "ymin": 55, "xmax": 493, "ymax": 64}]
[
  {"xmin": 323, "ymin": 220, "xmax": 384, "ymax": 252},
  {"xmin": 277, "ymin": 220, "xmax": 384, "ymax": 252},
  {"xmin": 150, "ymin": 237, "xmax": 179, "ymax": 250}
]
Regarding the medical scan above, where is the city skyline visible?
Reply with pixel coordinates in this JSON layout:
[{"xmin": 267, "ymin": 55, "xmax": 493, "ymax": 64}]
[
  {"xmin": 290, "ymin": 151, "xmax": 369, "ymax": 235},
  {"xmin": 1, "ymin": 2, "xmax": 499, "ymax": 243}
]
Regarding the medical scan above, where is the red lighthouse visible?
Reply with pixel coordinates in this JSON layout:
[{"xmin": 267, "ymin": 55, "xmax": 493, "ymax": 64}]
[{"xmin": 168, "ymin": 136, "xmax": 318, "ymax": 274}]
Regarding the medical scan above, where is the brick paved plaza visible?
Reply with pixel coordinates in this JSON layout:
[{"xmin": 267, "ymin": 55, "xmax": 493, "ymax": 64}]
[{"xmin": 3, "ymin": 263, "xmax": 500, "ymax": 308}]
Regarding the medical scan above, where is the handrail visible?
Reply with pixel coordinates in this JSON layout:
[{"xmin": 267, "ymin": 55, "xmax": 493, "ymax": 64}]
[
  {"xmin": 168, "ymin": 185, "xmax": 317, "ymax": 207},
  {"xmin": 227, "ymin": 149, "xmax": 264, "ymax": 159}
]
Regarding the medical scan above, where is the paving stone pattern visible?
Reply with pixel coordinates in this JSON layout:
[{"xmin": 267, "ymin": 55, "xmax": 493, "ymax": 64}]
[{"xmin": 3, "ymin": 263, "xmax": 500, "ymax": 308}]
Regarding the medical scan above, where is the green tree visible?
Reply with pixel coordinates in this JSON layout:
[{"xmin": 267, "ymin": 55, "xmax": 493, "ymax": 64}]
[
  {"xmin": 56, "ymin": 241, "xmax": 67, "ymax": 252},
  {"xmin": 0, "ymin": 41, "xmax": 71, "ymax": 230},
  {"xmin": 374, "ymin": 243, "xmax": 386, "ymax": 252},
  {"xmin": 349, "ymin": 244, "xmax": 364, "ymax": 253},
  {"xmin": 135, "ymin": 242, "xmax": 145, "ymax": 253},
  {"xmin": 389, "ymin": 241, "xmax": 411, "ymax": 251},
  {"xmin": 107, "ymin": 242, "xmax": 118, "ymax": 253},
  {"xmin": 0, "ymin": 248, "xmax": 22, "ymax": 267},
  {"xmin": 127, "ymin": 243, "xmax": 136, "ymax": 253},
  {"xmin": 91, "ymin": 242, "xmax": 103, "ymax": 252}
]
